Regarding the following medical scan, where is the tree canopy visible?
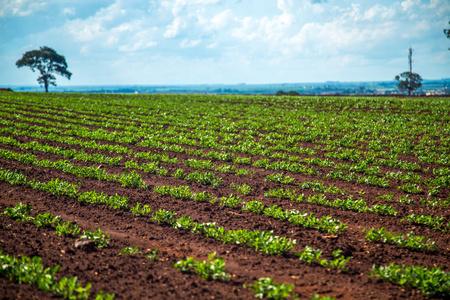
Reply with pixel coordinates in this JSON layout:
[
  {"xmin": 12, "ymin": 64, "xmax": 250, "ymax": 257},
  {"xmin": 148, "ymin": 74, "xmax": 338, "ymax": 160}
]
[
  {"xmin": 395, "ymin": 47, "xmax": 422, "ymax": 95},
  {"xmin": 16, "ymin": 46, "xmax": 72, "ymax": 93}
]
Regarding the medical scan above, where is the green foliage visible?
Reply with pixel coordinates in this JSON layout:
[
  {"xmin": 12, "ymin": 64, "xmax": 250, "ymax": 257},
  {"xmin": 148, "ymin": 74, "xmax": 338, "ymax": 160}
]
[
  {"xmin": 152, "ymin": 209, "xmax": 177, "ymax": 224},
  {"xmin": 81, "ymin": 228, "xmax": 110, "ymax": 248},
  {"xmin": 235, "ymin": 168, "xmax": 254, "ymax": 177},
  {"xmin": 264, "ymin": 188, "xmax": 297, "ymax": 199},
  {"xmin": 156, "ymin": 167, "xmax": 168, "ymax": 177},
  {"xmin": 28, "ymin": 178, "xmax": 78, "ymax": 198},
  {"xmin": 16, "ymin": 46, "xmax": 72, "ymax": 93},
  {"xmin": 119, "ymin": 246, "xmax": 142, "ymax": 256},
  {"xmin": 191, "ymin": 191, "xmax": 211, "ymax": 202},
  {"xmin": 119, "ymin": 171, "xmax": 147, "ymax": 189},
  {"xmin": 370, "ymin": 263, "xmax": 450, "ymax": 297},
  {"xmin": 310, "ymin": 295, "xmax": 335, "ymax": 300},
  {"xmin": 247, "ymin": 277, "xmax": 296, "ymax": 300},
  {"xmin": 230, "ymin": 182, "xmax": 253, "ymax": 195},
  {"xmin": 34, "ymin": 213, "xmax": 61, "ymax": 228},
  {"xmin": 0, "ymin": 167, "xmax": 28, "ymax": 185},
  {"xmin": 219, "ymin": 194, "xmax": 243, "ymax": 208},
  {"xmin": 242, "ymin": 201, "xmax": 265, "ymax": 214},
  {"xmin": 364, "ymin": 227, "xmax": 436, "ymax": 251},
  {"xmin": 215, "ymin": 164, "xmax": 236, "ymax": 173},
  {"xmin": 0, "ymin": 251, "xmax": 113, "ymax": 299},
  {"xmin": 265, "ymin": 173, "xmax": 295, "ymax": 184},
  {"xmin": 130, "ymin": 202, "xmax": 153, "ymax": 216},
  {"xmin": 78, "ymin": 191, "xmax": 129, "ymax": 210},
  {"xmin": 146, "ymin": 248, "xmax": 159, "ymax": 261},
  {"xmin": 297, "ymin": 246, "xmax": 351, "ymax": 271},
  {"xmin": 398, "ymin": 183, "xmax": 423, "ymax": 194},
  {"xmin": 3, "ymin": 202, "xmax": 33, "ymax": 221},
  {"xmin": 401, "ymin": 214, "xmax": 444, "ymax": 230},
  {"xmin": 55, "ymin": 221, "xmax": 82, "ymax": 238},
  {"xmin": 174, "ymin": 252, "xmax": 231, "ymax": 281},
  {"xmin": 172, "ymin": 168, "xmax": 185, "ymax": 179},
  {"xmin": 233, "ymin": 156, "xmax": 252, "ymax": 165},
  {"xmin": 184, "ymin": 170, "xmax": 223, "ymax": 187},
  {"xmin": 184, "ymin": 158, "xmax": 214, "ymax": 170}
]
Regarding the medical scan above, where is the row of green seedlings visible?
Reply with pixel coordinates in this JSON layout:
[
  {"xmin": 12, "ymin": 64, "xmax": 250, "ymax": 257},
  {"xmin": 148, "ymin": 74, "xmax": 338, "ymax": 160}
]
[
  {"xmin": 0, "ymin": 250, "xmax": 114, "ymax": 300},
  {"xmin": 0, "ymin": 148, "xmax": 149, "ymax": 190},
  {"xmin": 265, "ymin": 188, "xmax": 398, "ymax": 217},
  {"xmin": 3, "ymin": 106, "xmax": 448, "ymax": 189},
  {"xmin": 3, "ymin": 203, "xmax": 110, "ymax": 248},
  {"xmin": 3, "ymin": 114, "xmax": 444, "ymax": 196},
  {"xmin": 11, "ymin": 97, "xmax": 450, "ymax": 172},
  {"xmin": 12, "ymin": 96, "xmax": 450, "ymax": 177},
  {"xmin": 370, "ymin": 263, "xmax": 450, "ymax": 298},
  {"xmin": 0, "ymin": 117, "xmax": 253, "ymax": 172},
  {"xmin": 3, "ymin": 147, "xmax": 448, "ymax": 233},
  {"xmin": 9, "ymin": 126, "xmax": 439, "ymax": 209},
  {"xmin": 153, "ymin": 184, "xmax": 347, "ymax": 235},
  {"xmin": 0, "ymin": 120, "xmax": 132, "ymax": 155},
  {"xmin": 0, "ymin": 167, "xmax": 136, "ymax": 213},
  {"xmin": 376, "ymin": 192, "xmax": 450, "ymax": 208},
  {"xmin": 0, "ymin": 112, "xmax": 406, "ymax": 190},
  {"xmin": 267, "ymin": 187, "xmax": 450, "ymax": 232},
  {"xmin": 0, "ymin": 167, "xmax": 296, "ymax": 256},
  {"xmin": 257, "ymin": 156, "xmax": 449, "ymax": 198},
  {"xmin": 0, "ymin": 135, "xmax": 123, "ymax": 165},
  {"xmin": 174, "ymin": 252, "xmax": 336, "ymax": 300},
  {"xmin": 363, "ymin": 227, "xmax": 437, "ymax": 252},
  {"xmin": 0, "ymin": 121, "xmax": 183, "ymax": 168},
  {"xmin": 265, "ymin": 174, "xmax": 348, "ymax": 195}
]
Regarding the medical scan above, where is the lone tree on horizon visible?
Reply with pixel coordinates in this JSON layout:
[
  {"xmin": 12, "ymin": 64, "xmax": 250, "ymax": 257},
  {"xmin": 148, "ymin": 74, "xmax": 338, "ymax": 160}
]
[
  {"xmin": 16, "ymin": 46, "xmax": 72, "ymax": 93},
  {"xmin": 395, "ymin": 47, "xmax": 422, "ymax": 96}
]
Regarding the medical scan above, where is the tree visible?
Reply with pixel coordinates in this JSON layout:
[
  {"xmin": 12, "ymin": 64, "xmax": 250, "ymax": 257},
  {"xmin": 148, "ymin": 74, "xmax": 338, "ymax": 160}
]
[
  {"xmin": 16, "ymin": 46, "xmax": 72, "ymax": 93},
  {"xmin": 445, "ymin": 21, "xmax": 450, "ymax": 50},
  {"xmin": 395, "ymin": 47, "xmax": 422, "ymax": 96}
]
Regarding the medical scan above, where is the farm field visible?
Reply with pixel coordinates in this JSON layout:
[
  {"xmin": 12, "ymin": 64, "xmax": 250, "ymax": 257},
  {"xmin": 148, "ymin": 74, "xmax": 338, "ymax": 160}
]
[{"xmin": 0, "ymin": 92, "xmax": 449, "ymax": 299}]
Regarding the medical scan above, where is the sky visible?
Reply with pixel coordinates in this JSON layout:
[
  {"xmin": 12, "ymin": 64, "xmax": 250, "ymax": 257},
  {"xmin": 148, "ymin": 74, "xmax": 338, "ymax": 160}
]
[{"xmin": 0, "ymin": 0, "xmax": 449, "ymax": 86}]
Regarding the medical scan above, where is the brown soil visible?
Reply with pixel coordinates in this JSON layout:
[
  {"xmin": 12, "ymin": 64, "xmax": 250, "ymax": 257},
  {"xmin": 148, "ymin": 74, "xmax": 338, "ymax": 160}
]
[{"xmin": 1, "ymin": 102, "xmax": 449, "ymax": 299}]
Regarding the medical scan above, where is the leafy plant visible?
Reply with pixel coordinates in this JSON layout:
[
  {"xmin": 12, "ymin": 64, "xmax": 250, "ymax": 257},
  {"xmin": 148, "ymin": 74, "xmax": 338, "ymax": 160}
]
[
  {"xmin": 401, "ymin": 214, "xmax": 444, "ymax": 230},
  {"xmin": 220, "ymin": 194, "xmax": 243, "ymax": 208},
  {"xmin": 152, "ymin": 209, "xmax": 177, "ymax": 224},
  {"xmin": 363, "ymin": 227, "xmax": 436, "ymax": 251},
  {"xmin": 81, "ymin": 228, "xmax": 110, "ymax": 248},
  {"xmin": 174, "ymin": 252, "xmax": 231, "ymax": 281},
  {"xmin": 247, "ymin": 277, "xmax": 296, "ymax": 299},
  {"xmin": 265, "ymin": 173, "xmax": 295, "ymax": 184},
  {"xmin": 129, "ymin": 202, "xmax": 153, "ymax": 217},
  {"xmin": 156, "ymin": 167, "xmax": 168, "ymax": 177},
  {"xmin": 230, "ymin": 182, "xmax": 253, "ymax": 195},
  {"xmin": 242, "ymin": 201, "xmax": 265, "ymax": 214},
  {"xmin": 119, "ymin": 246, "xmax": 142, "ymax": 256},
  {"xmin": 297, "ymin": 246, "xmax": 351, "ymax": 271},
  {"xmin": 55, "ymin": 221, "xmax": 82, "ymax": 238},
  {"xmin": 370, "ymin": 263, "xmax": 450, "ymax": 297},
  {"xmin": 34, "ymin": 213, "xmax": 61, "ymax": 228},
  {"xmin": 3, "ymin": 202, "xmax": 33, "ymax": 221},
  {"xmin": 146, "ymin": 248, "xmax": 159, "ymax": 261}
]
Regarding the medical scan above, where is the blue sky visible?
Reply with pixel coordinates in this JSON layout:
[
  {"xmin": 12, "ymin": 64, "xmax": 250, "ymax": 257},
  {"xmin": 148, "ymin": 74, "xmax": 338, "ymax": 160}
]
[{"xmin": 1, "ymin": 0, "xmax": 449, "ymax": 86}]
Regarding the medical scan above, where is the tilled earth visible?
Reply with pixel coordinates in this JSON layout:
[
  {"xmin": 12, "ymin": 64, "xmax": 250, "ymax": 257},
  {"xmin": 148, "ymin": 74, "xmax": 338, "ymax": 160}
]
[{"xmin": 0, "ymin": 109, "xmax": 450, "ymax": 299}]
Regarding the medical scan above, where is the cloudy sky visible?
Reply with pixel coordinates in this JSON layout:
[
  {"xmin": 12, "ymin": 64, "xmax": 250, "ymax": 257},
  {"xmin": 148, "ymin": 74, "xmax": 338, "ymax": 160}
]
[{"xmin": 1, "ymin": 0, "xmax": 449, "ymax": 86}]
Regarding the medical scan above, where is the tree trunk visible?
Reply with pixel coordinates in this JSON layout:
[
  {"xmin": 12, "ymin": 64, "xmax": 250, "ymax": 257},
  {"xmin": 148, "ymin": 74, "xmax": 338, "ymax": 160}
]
[{"xmin": 44, "ymin": 77, "xmax": 49, "ymax": 93}]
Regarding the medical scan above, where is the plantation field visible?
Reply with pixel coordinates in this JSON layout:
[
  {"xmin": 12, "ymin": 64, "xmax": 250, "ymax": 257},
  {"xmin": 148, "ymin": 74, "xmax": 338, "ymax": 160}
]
[{"xmin": 0, "ymin": 92, "xmax": 449, "ymax": 299}]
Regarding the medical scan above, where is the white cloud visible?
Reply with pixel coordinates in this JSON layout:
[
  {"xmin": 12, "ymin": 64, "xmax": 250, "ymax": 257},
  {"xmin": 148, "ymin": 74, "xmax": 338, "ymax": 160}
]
[
  {"xmin": 62, "ymin": 7, "xmax": 75, "ymax": 16},
  {"xmin": 0, "ymin": 0, "xmax": 46, "ymax": 17},
  {"xmin": 180, "ymin": 38, "xmax": 201, "ymax": 48},
  {"xmin": 164, "ymin": 17, "xmax": 185, "ymax": 38},
  {"xmin": 401, "ymin": 0, "xmax": 420, "ymax": 11}
]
